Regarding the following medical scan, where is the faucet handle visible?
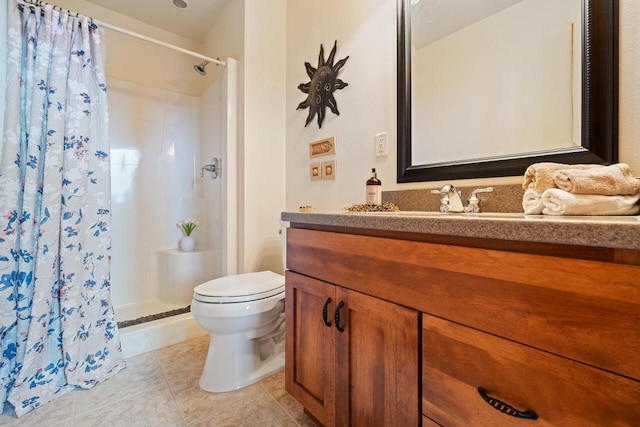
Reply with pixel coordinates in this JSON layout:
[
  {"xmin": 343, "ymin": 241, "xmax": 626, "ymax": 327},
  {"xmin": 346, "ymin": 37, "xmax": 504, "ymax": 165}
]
[
  {"xmin": 431, "ymin": 188, "xmax": 450, "ymax": 212},
  {"xmin": 465, "ymin": 187, "xmax": 494, "ymax": 213},
  {"xmin": 432, "ymin": 184, "xmax": 456, "ymax": 194},
  {"xmin": 201, "ymin": 158, "xmax": 220, "ymax": 179},
  {"xmin": 471, "ymin": 187, "xmax": 494, "ymax": 197}
]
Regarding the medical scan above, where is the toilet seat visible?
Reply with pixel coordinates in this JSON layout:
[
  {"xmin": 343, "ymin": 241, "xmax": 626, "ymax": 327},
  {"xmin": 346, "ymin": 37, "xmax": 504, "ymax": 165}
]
[{"xmin": 193, "ymin": 271, "xmax": 284, "ymax": 304}]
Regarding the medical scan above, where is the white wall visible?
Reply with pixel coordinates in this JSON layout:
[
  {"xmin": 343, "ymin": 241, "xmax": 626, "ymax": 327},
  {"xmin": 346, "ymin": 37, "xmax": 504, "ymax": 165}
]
[
  {"xmin": 199, "ymin": 60, "xmax": 238, "ymax": 277},
  {"xmin": 619, "ymin": 0, "xmax": 640, "ymax": 171},
  {"xmin": 203, "ymin": 0, "xmax": 286, "ymax": 272},
  {"xmin": 286, "ymin": 0, "xmax": 640, "ymax": 212},
  {"xmin": 240, "ymin": 0, "xmax": 287, "ymax": 273},
  {"xmin": 199, "ymin": 77, "xmax": 225, "ymax": 274},
  {"xmin": 201, "ymin": 0, "xmax": 287, "ymax": 275},
  {"xmin": 286, "ymin": 0, "xmax": 397, "ymax": 212},
  {"xmin": 201, "ymin": 0, "xmax": 244, "ymax": 91},
  {"xmin": 200, "ymin": 2, "xmax": 245, "ymax": 275},
  {"xmin": 201, "ymin": 1, "xmax": 244, "ymax": 275}
]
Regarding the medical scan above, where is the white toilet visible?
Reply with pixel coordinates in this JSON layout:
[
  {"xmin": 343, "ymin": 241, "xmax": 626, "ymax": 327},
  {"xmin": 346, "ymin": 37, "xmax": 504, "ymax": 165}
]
[{"xmin": 190, "ymin": 222, "xmax": 288, "ymax": 392}]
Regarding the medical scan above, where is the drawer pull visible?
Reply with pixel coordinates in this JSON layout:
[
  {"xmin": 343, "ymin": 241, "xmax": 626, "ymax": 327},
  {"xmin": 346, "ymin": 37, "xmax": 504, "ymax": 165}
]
[
  {"xmin": 477, "ymin": 387, "xmax": 538, "ymax": 420},
  {"xmin": 335, "ymin": 301, "xmax": 345, "ymax": 332},
  {"xmin": 322, "ymin": 297, "xmax": 332, "ymax": 327}
]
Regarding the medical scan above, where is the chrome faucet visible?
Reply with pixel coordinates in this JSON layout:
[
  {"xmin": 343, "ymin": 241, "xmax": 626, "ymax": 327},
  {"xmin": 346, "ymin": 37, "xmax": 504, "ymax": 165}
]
[
  {"xmin": 431, "ymin": 184, "xmax": 464, "ymax": 212},
  {"xmin": 431, "ymin": 185, "xmax": 493, "ymax": 213}
]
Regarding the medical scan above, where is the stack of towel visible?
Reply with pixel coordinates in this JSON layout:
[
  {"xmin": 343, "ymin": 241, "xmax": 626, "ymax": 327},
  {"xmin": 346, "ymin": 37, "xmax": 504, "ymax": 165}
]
[{"xmin": 522, "ymin": 162, "xmax": 640, "ymax": 215}]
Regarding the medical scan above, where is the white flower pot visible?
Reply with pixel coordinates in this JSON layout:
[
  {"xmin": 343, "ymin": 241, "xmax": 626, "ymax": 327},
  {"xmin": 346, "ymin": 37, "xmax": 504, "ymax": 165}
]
[{"xmin": 180, "ymin": 236, "xmax": 195, "ymax": 252}]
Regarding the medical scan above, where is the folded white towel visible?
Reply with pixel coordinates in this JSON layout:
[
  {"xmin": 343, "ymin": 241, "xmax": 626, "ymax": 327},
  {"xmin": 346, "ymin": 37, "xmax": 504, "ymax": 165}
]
[
  {"xmin": 522, "ymin": 188, "xmax": 544, "ymax": 215},
  {"xmin": 541, "ymin": 188, "xmax": 640, "ymax": 216},
  {"xmin": 552, "ymin": 163, "xmax": 640, "ymax": 195}
]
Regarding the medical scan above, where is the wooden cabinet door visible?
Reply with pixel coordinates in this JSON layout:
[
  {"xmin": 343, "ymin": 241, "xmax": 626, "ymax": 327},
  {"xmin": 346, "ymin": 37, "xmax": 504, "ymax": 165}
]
[
  {"xmin": 334, "ymin": 287, "xmax": 420, "ymax": 427},
  {"xmin": 285, "ymin": 271, "xmax": 336, "ymax": 426}
]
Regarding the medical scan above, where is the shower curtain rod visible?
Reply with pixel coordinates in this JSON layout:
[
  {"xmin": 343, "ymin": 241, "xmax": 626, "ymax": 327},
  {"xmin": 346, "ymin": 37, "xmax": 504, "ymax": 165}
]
[
  {"xmin": 96, "ymin": 21, "xmax": 225, "ymax": 67},
  {"xmin": 20, "ymin": 0, "xmax": 226, "ymax": 67}
]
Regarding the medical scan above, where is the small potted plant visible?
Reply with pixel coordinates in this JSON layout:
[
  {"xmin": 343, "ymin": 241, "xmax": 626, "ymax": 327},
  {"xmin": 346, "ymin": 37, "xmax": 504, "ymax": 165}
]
[{"xmin": 176, "ymin": 218, "xmax": 199, "ymax": 252}]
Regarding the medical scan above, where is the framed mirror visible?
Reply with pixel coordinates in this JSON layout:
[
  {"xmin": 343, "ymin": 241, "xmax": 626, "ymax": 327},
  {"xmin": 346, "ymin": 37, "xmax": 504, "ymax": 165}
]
[{"xmin": 397, "ymin": 0, "xmax": 618, "ymax": 183}]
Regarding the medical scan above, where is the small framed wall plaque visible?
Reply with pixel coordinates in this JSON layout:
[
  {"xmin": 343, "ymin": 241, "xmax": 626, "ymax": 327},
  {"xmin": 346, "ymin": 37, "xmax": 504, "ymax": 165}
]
[
  {"xmin": 321, "ymin": 160, "xmax": 336, "ymax": 180},
  {"xmin": 309, "ymin": 137, "xmax": 336, "ymax": 158},
  {"xmin": 310, "ymin": 162, "xmax": 322, "ymax": 181}
]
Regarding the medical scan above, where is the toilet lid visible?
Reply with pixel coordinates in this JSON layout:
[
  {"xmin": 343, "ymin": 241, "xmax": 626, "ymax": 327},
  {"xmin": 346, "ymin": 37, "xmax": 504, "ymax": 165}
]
[{"xmin": 193, "ymin": 271, "xmax": 285, "ymax": 303}]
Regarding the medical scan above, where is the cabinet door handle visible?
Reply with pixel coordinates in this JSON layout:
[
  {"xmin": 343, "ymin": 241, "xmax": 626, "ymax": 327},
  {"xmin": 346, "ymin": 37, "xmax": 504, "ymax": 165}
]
[
  {"xmin": 322, "ymin": 297, "xmax": 332, "ymax": 327},
  {"xmin": 335, "ymin": 301, "xmax": 345, "ymax": 332},
  {"xmin": 477, "ymin": 387, "xmax": 538, "ymax": 420}
]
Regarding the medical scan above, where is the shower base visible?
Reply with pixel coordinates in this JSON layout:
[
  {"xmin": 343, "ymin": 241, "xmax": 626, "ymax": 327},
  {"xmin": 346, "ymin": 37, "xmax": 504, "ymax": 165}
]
[{"xmin": 115, "ymin": 300, "xmax": 207, "ymax": 358}]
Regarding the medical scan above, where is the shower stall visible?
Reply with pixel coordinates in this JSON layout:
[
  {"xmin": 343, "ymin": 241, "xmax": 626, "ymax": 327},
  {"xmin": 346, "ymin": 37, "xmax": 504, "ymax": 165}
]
[
  {"xmin": 106, "ymin": 56, "xmax": 237, "ymax": 357},
  {"xmin": 0, "ymin": 1, "xmax": 239, "ymax": 359}
]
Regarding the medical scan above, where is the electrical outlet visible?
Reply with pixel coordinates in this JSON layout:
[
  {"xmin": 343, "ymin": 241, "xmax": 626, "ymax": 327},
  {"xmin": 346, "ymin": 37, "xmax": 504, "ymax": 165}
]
[{"xmin": 375, "ymin": 132, "xmax": 388, "ymax": 157}]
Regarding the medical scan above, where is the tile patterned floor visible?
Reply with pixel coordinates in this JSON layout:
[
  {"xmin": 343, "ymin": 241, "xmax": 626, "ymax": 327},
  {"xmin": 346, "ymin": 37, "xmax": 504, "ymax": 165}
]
[{"xmin": 0, "ymin": 335, "xmax": 319, "ymax": 427}]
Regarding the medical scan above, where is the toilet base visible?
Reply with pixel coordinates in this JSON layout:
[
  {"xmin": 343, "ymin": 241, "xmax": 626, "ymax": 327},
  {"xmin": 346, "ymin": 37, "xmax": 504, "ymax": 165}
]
[{"xmin": 198, "ymin": 332, "xmax": 285, "ymax": 393}]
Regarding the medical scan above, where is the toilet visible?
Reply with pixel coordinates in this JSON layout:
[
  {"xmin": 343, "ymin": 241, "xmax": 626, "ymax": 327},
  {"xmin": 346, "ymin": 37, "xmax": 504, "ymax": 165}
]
[{"xmin": 190, "ymin": 222, "xmax": 288, "ymax": 392}]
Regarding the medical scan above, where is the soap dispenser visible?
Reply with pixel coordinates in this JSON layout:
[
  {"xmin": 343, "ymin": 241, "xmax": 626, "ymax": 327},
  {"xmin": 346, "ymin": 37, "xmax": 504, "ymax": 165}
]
[{"xmin": 366, "ymin": 168, "xmax": 382, "ymax": 205}]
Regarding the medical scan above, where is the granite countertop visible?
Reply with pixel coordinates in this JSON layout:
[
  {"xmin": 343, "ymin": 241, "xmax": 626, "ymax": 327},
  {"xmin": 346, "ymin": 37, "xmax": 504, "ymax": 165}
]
[{"xmin": 281, "ymin": 211, "xmax": 640, "ymax": 250}]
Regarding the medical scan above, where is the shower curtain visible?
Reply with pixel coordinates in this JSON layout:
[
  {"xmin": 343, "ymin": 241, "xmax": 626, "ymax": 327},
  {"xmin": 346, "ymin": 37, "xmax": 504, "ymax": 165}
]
[{"xmin": 0, "ymin": 1, "xmax": 124, "ymax": 417}]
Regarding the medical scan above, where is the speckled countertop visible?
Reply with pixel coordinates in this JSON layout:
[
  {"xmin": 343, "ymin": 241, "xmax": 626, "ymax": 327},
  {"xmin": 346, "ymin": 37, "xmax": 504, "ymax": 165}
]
[{"xmin": 281, "ymin": 211, "xmax": 640, "ymax": 250}]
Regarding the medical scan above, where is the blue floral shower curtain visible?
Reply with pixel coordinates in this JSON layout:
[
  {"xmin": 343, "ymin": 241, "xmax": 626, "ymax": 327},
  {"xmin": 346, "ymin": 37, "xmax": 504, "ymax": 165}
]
[{"xmin": 0, "ymin": 1, "xmax": 124, "ymax": 417}]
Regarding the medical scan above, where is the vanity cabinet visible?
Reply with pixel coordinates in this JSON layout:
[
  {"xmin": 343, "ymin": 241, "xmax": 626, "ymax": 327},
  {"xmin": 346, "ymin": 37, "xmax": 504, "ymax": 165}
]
[
  {"xmin": 285, "ymin": 271, "xmax": 419, "ymax": 427},
  {"xmin": 284, "ymin": 225, "xmax": 640, "ymax": 426}
]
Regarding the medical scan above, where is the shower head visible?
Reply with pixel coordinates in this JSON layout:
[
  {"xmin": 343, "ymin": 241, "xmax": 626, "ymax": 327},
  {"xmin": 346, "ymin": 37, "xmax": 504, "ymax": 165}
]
[{"xmin": 194, "ymin": 61, "xmax": 209, "ymax": 76}]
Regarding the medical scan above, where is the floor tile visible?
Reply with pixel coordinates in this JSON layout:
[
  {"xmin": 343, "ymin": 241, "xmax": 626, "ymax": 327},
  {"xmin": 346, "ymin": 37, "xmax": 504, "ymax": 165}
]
[
  {"xmin": 186, "ymin": 382, "xmax": 296, "ymax": 427},
  {"xmin": 0, "ymin": 391, "xmax": 74, "ymax": 427},
  {"xmin": 260, "ymin": 371, "xmax": 319, "ymax": 427},
  {"xmin": 74, "ymin": 351, "xmax": 166, "ymax": 416},
  {"xmin": 157, "ymin": 336, "xmax": 208, "ymax": 394},
  {"xmin": 73, "ymin": 384, "xmax": 184, "ymax": 427},
  {"xmin": 154, "ymin": 333, "xmax": 209, "ymax": 365},
  {"xmin": 171, "ymin": 379, "xmax": 263, "ymax": 424},
  {"xmin": 0, "ymin": 335, "xmax": 311, "ymax": 427}
]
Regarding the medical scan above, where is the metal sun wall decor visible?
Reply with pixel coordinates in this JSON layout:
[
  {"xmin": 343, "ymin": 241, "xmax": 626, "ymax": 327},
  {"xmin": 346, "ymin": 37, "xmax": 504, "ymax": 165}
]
[{"xmin": 297, "ymin": 40, "xmax": 349, "ymax": 129}]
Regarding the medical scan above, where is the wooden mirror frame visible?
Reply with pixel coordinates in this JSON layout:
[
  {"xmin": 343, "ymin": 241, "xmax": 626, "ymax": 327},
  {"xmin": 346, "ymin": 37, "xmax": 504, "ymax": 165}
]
[{"xmin": 397, "ymin": 0, "xmax": 618, "ymax": 183}]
